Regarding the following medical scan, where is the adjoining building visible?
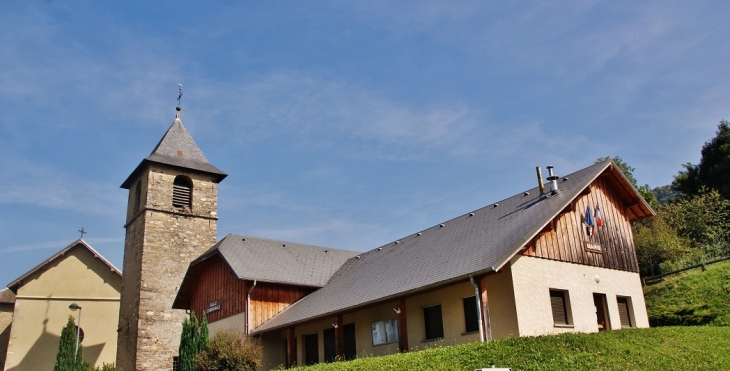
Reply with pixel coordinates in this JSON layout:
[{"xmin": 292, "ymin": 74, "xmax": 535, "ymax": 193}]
[
  {"xmin": 3, "ymin": 239, "xmax": 122, "ymax": 371},
  {"xmin": 119, "ymin": 107, "xmax": 654, "ymax": 370},
  {"xmin": 0, "ymin": 288, "xmax": 15, "ymax": 370}
]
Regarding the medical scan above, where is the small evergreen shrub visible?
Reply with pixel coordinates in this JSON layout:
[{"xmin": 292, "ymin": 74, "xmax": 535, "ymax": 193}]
[{"xmin": 195, "ymin": 329, "xmax": 263, "ymax": 371}]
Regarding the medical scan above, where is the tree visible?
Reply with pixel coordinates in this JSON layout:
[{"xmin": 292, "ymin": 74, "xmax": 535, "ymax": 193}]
[
  {"xmin": 179, "ymin": 311, "xmax": 210, "ymax": 371},
  {"xmin": 634, "ymin": 216, "xmax": 689, "ymax": 277},
  {"xmin": 662, "ymin": 188, "xmax": 730, "ymax": 254},
  {"xmin": 54, "ymin": 316, "xmax": 83, "ymax": 371},
  {"xmin": 673, "ymin": 120, "xmax": 730, "ymax": 199},
  {"xmin": 195, "ymin": 329, "xmax": 262, "ymax": 371},
  {"xmin": 179, "ymin": 312, "xmax": 200, "ymax": 371}
]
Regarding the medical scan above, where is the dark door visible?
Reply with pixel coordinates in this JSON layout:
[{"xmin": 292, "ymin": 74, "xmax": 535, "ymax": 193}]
[
  {"xmin": 304, "ymin": 333, "xmax": 319, "ymax": 365},
  {"xmin": 343, "ymin": 323, "xmax": 356, "ymax": 360},
  {"xmin": 593, "ymin": 293, "xmax": 609, "ymax": 331},
  {"xmin": 323, "ymin": 328, "xmax": 336, "ymax": 362}
]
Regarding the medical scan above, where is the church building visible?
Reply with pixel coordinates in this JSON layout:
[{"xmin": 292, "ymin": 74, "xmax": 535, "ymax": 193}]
[{"xmin": 119, "ymin": 106, "xmax": 654, "ymax": 370}]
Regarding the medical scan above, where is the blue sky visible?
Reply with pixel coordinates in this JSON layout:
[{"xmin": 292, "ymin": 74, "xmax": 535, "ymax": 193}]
[{"xmin": 1, "ymin": 1, "xmax": 728, "ymax": 287}]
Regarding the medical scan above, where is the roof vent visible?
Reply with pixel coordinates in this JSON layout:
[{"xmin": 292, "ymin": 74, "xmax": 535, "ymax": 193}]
[
  {"xmin": 356, "ymin": 256, "xmax": 361, "ymax": 259},
  {"xmin": 469, "ymin": 212, "xmax": 475, "ymax": 216},
  {"xmin": 563, "ymin": 177, "xmax": 569, "ymax": 181},
  {"xmin": 546, "ymin": 165, "xmax": 560, "ymax": 195},
  {"xmin": 524, "ymin": 192, "xmax": 530, "ymax": 196},
  {"xmin": 395, "ymin": 241, "xmax": 400, "ymax": 244},
  {"xmin": 377, "ymin": 247, "xmax": 382, "ymax": 251},
  {"xmin": 417, "ymin": 232, "xmax": 422, "ymax": 236},
  {"xmin": 536, "ymin": 166, "xmax": 545, "ymax": 195},
  {"xmin": 439, "ymin": 224, "xmax": 445, "ymax": 227},
  {"xmin": 282, "ymin": 244, "xmax": 286, "ymax": 247},
  {"xmin": 242, "ymin": 238, "xmax": 245, "ymax": 241},
  {"xmin": 493, "ymin": 203, "xmax": 499, "ymax": 208}
]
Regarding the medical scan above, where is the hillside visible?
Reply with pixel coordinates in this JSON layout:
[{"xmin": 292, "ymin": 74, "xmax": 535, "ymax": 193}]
[
  {"xmin": 297, "ymin": 327, "xmax": 730, "ymax": 371},
  {"xmin": 643, "ymin": 260, "xmax": 730, "ymax": 326}
]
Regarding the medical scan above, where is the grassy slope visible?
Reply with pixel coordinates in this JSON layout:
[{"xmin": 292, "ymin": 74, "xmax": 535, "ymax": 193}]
[
  {"xmin": 297, "ymin": 327, "xmax": 730, "ymax": 371},
  {"xmin": 643, "ymin": 260, "xmax": 730, "ymax": 326}
]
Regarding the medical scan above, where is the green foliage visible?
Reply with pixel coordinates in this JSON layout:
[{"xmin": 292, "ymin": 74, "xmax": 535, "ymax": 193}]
[
  {"xmin": 634, "ymin": 217, "xmax": 690, "ymax": 277},
  {"xmin": 94, "ymin": 363, "xmax": 122, "ymax": 371},
  {"xmin": 179, "ymin": 311, "xmax": 204, "ymax": 371},
  {"xmin": 297, "ymin": 327, "xmax": 730, "ymax": 371},
  {"xmin": 673, "ymin": 120, "xmax": 730, "ymax": 199},
  {"xmin": 199, "ymin": 313, "xmax": 209, "ymax": 353},
  {"xmin": 644, "ymin": 260, "xmax": 730, "ymax": 326},
  {"xmin": 54, "ymin": 316, "xmax": 84, "ymax": 371},
  {"xmin": 195, "ymin": 329, "xmax": 262, "ymax": 371},
  {"xmin": 652, "ymin": 185, "xmax": 679, "ymax": 206},
  {"xmin": 661, "ymin": 189, "xmax": 730, "ymax": 256}
]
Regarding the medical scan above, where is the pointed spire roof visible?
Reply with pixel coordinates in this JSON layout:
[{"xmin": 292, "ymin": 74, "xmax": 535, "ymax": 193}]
[{"xmin": 121, "ymin": 109, "xmax": 227, "ymax": 189}]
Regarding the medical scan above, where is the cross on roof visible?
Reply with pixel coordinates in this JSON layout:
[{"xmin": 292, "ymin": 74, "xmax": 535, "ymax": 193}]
[
  {"xmin": 177, "ymin": 83, "xmax": 183, "ymax": 107},
  {"xmin": 78, "ymin": 227, "xmax": 87, "ymax": 239}
]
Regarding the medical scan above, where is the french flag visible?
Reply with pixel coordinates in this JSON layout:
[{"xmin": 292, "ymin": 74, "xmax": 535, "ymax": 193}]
[
  {"xmin": 584, "ymin": 206, "xmax": 595, "ymax": 236},
  {"xmin": 595, "ymin": 206, "xmax": 604, "ymax": 227}
]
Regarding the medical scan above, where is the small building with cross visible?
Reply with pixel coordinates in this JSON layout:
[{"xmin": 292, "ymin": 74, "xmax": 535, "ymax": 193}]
[{"xmin": 3, "ymin": 239, "xmax": 122, "ymax": 371}]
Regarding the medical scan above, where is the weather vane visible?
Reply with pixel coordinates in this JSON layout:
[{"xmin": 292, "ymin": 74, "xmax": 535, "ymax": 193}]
[
  {"xmin": 78, "ymin": 227, "xmax": 87, "ymax": 239},
  {"xmin": 177, "ymin": 83, "xmax": 183, "ymax": 108}
]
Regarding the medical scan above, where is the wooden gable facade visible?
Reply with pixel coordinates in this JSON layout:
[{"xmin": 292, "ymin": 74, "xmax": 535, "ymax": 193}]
[
  {"xmin": 180, "ymin": 254, "xmax": 314, "ymax": 330},
  {"xmin": 522, "ymin": 165, "xmax": 649, "ymax": 272}
]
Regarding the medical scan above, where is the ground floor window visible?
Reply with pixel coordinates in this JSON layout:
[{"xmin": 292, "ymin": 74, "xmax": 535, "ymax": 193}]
[
  {"xmin": 371, "ymin": 318, "xmax": 398, "ymax": 346},
  {"xmin": 172, "ymin": 356, "xmax": 178, "ymax": 371},
  {"xmin": 423, "ymin": 304, "xmax": 444, "ymax": 340},
  {"xmin": 616, "ymin": 296, "xmax": 633, "ymax": 328},
  {"xmin": 463, "ymin": 296, "xmax": 480, "ymax": 333},
  {"xmin": 550, "ymin": 289, "xmax": 572, "ymax": 326}
]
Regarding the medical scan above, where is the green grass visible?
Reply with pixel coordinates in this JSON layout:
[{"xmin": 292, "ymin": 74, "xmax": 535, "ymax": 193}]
[
  {"xmin": 644, "ymin": 260, "xmax": 730, "ymax": 326},
  {"xmin": 296, "ymin": 327, "xmax": 730, "ymax": 371}
]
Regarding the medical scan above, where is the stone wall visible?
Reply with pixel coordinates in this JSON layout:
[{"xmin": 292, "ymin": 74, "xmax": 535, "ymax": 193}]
[{"xmin": 117, "ymin": 164, "xmax": 219, "ymax": 371}]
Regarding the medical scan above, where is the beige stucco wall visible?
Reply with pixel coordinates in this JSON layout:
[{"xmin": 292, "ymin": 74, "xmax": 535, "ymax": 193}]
[
  {"xmin": 208, "ymin": 311, "xmax": 246, "ymax": 336},
  {"xmin": 1, "ymin": 303, "xmax": 14, "ymax": 370},
  {"xmin": 509, "ymin": 255, "xmax": 649, "ymax": 337},
  {"xmin": 4, "ymin": 246, "xmax": 121, "ymax": 371}
]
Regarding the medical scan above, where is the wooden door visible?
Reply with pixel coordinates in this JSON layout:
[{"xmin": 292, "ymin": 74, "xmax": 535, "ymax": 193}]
[
  {"xmin": 323, "ymin": 328, "xmax": 336, "ymax": 362},
  {"xmin": 304, "ymin": 333, "xmax": 319, "ymax": 365},
  {"xmin": 343, "ymin": 323, "xmax": 356, "ymax": 360},
  {"xmin": 593, "ymin": 293, "xmax": 609, "ymax": 331}
]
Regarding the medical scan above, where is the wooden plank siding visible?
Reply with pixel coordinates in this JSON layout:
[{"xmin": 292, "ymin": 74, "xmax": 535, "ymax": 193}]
[
  {"xmin": 522, "ymin": 177, "xmax": 640, "ymax": 273},
  {"xmin": 188, "ymin": 254, "xmax": 314, "ymax": 326}
]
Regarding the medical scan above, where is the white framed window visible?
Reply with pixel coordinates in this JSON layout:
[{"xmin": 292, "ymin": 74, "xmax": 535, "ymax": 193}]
[{"xmin": 371, "ymin": 318, "xmax": 399, "ymax": 346}]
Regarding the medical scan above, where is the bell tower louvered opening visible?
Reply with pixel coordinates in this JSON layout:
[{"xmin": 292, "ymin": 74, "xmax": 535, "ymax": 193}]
[{"xmin": 172, "ymin": 176, "xmax": 192, "ymax": 209}]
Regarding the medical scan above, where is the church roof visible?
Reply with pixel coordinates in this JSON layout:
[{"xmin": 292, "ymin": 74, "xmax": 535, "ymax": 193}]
[
  {"xmin": 173, "ymin": 234, "xmax": 358, "ymax": 309},
  {"xmin": 252, "ymin": 160, "xmax": 654, "ymax": 333},
  {"xmin": 0, "ymin": 288, "xmax": 15, "ymax": 304},
  {"xmin": 6, "ymin": 239, "xmax": 122, "ymax": 293},
  {"xmin": 121, "ymin": 111, "xmax": 227, "ymax": 189}
]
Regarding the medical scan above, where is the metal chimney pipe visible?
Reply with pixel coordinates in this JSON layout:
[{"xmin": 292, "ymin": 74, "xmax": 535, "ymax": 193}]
[
  {"xmin": 536, "ymin": 167, "xmax": 545, "ymax": 195},
  {"xmin": 546, "ymin": 165, "xmax": 559, "ymax": 194}
]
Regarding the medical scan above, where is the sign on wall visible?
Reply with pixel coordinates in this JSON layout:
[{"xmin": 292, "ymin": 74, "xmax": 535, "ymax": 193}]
[
  {"xmin": 206, "ymin": 300, "xmax": 221, "ymax": 314},
  {"xmin": 585, "ymin": 241, "xmax": 602, "ymax": 253}
]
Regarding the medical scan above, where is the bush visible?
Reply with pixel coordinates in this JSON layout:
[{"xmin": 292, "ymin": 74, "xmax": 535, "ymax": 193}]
[{"xmin": 195, "ymin": 329, "xmax": 262, "ymax": 371}]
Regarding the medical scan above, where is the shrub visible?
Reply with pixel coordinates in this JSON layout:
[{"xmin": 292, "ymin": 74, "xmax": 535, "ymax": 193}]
[{"xmin": 195, "ymin": 329, "xmax": 262, "ymax": 371}]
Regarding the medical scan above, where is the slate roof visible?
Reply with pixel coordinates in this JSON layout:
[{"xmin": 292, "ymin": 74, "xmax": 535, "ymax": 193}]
[
  {"xmin": 0, "ymin": 288, "xmax": 15, "ymax": 304},
  {"xmin": 252, "ymin": 160, "xmax": 653, "ymax": 333},
  {"xmin": 6, "ymin": 239, "xmax": 122, "ymax": 292},
  {"xmin": 121, "ymin": 110, "xmax": 227, "ymax": 189},
  {"xmin": 173, "ymin": 234, "xmax": 359, "ymax": 309}
]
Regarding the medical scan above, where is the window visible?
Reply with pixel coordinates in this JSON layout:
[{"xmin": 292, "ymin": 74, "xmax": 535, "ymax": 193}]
[
  {"xmin": 550, "ymin": 290, "xmax": 572, "ymax": 326},
  {"xmin": 172, "ymin": 356, "xmax": 179, "ymax": 371},
  {"xmin": 616, "ymin": 297, "xmax": 633, "ymax": 328},
  {"xmin": 172, "ymin": 176, "xmax": 192, "ymax": 209},
  {"xmin": 423, "ymin": 304, "xmax": 444, "ymax": 340},
  {"xmin": 371, "ymin": 318, "xmax": 398, "ymax": 346},
  {"xmin": 463, "ymin": 296, "xmax": 480, "ymax": 333}
]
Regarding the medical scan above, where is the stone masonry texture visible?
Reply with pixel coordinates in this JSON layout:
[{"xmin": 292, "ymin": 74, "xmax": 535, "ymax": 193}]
[{"xmin": 117, "ymin": 164, "xmax": 219, "ymax": 371}]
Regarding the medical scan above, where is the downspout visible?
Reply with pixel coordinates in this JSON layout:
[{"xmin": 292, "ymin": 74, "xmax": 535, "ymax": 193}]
[
  {"xmin": 246, "ymin": 280, "xmax": 257, "ymax": 335},
  {"xmin": 469, "ymin": 275, "xmax": 485, "ymax": 342}
]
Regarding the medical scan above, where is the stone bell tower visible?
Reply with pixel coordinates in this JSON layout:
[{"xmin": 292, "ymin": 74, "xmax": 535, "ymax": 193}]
[{"xmin": 117, "ymin": 106, "xmax": 226, "ymax": 371}]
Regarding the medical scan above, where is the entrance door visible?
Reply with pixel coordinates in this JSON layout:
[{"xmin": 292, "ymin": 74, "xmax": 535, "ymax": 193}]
[
  {"xmin": 593, "ymin": 293, "xmax": 609, "ymax": 331},
  {"xmin": 323, "ymin": 328, "xmax": 336, "ymax": 362},
  {"xmin": 343, "ymin": 323, "xmax": 356, "ymax": 360},
  {"xmin": 304, "ymin": 333, "xmax": 319, "ymax": 365}
]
